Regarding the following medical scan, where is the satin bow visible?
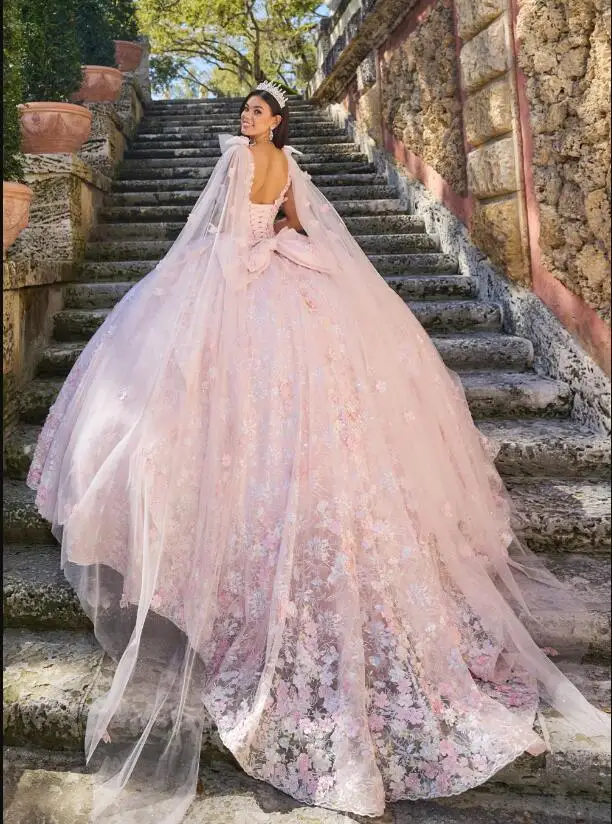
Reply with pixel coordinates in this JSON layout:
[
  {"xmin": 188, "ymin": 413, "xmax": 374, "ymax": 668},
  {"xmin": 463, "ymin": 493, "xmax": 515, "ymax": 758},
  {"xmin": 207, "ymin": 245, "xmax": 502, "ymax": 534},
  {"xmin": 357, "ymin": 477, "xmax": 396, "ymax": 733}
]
[
  {"xmin": 218, "ymin": 134, "xmax": 249, "ymax": 153},
  {"xmin": 247, "ymin": 230, "xmax": 287, "ymax": 277}
]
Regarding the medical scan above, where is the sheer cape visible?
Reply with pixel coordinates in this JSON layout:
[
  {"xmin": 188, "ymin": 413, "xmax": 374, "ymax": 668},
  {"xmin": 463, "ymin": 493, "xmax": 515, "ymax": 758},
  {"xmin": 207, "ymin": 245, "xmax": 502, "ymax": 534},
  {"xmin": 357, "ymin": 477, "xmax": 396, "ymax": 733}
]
[{"xmin": 27, "ymin": 135, "xmax": 609, "ymax": 822}]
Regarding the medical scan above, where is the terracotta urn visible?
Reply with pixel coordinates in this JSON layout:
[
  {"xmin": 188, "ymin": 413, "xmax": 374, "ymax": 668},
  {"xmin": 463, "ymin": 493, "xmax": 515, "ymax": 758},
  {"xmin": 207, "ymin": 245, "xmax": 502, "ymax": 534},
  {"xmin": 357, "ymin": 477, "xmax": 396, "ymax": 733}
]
[
  {"xmin": 3, "ymin": 181, "xmax": 33, "ymax": 251},
  {"xmin": 71, "ymin": 65, "xmax": 124, "ymax": 103},
  {"xmin": 17, "ymin": 102, "xmax": 93, "ymax": 154},
  {"xmin": 114, "ymin": 40, "xmax": 143, "ymax": 73}
]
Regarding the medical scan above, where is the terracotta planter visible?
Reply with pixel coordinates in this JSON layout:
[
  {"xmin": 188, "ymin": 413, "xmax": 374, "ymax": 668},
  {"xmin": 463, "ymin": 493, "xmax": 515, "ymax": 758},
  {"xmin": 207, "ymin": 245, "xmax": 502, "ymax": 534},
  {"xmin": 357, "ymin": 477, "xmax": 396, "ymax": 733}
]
[
  {"xmin": 114, "ymin": 40, "xmax": 143, "ymax": 73},
  {"xmin": 71, "ymin": 65, "xmax": 124, "ymax": 103},
  {"xmin": 17, "ymin": 102, "xmax": 93, "ymax": 154},
  {"xmin": 3, "ymin": 181, "xmax": 33, "ymax": 251}
]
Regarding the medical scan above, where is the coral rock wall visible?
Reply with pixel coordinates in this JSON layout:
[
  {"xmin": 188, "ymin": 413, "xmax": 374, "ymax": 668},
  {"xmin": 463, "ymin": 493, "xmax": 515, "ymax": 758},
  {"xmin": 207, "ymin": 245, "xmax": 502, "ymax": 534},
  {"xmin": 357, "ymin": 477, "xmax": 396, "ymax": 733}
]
[
  {"xmin": 310, "ymin": 0, "xmax": 610, "ymax": 371},
  {"xmin": 517, "ymin": 0, "xmax": 611, "ymax": 322},
  {"xmin": 379, "ymin": 1, "xmax": 468, "ymax": 196}
]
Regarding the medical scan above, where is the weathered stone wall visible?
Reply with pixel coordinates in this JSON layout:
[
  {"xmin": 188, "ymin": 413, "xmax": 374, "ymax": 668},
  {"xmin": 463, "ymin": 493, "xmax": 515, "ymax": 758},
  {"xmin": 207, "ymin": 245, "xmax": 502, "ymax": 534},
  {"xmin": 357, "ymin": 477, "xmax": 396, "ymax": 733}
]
[
  {"xmin": 516, "ymin": 0, "xmax": 611, "ymax": 322},
  {"xmin": 379, "ymin": 1, "xmax": 467, "ymax": 196},
  {"xmin": 309, "ymin": 0, "xmax": 610, "ymax": 372}
]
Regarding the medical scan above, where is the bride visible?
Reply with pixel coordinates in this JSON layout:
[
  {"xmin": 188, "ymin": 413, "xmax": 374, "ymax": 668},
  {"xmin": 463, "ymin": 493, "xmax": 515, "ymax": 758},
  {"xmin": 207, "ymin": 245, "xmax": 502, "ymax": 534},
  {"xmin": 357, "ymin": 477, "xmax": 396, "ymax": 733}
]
[{"xmin": 27, "ymin": 81, "xmax": 609, "ymax": 823}]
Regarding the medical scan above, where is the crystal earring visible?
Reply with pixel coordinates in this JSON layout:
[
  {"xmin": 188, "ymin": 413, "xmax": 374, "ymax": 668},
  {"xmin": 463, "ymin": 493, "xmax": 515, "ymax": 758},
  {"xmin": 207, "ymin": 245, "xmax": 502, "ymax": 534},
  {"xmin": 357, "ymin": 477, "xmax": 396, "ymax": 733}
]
[{"xmin": 269, "ymin": 127, "xmax": 274, "ymax": 142}]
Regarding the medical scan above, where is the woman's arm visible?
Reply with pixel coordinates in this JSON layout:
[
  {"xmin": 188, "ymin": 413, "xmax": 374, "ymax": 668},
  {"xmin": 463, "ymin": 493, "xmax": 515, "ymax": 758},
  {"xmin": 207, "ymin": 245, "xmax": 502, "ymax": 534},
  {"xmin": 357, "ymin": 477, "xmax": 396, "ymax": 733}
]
[{"xmin": 274, "ymin": 185, "xmax": 303, "ymax": 234}]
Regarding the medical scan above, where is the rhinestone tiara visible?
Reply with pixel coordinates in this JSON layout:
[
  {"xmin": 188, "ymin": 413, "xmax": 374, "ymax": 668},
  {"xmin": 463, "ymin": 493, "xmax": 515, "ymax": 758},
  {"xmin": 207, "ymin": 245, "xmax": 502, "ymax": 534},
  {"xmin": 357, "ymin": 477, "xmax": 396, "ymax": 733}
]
[{"xmin": 254, "ymin": 81, "xmax": 288, "ymax": 109}]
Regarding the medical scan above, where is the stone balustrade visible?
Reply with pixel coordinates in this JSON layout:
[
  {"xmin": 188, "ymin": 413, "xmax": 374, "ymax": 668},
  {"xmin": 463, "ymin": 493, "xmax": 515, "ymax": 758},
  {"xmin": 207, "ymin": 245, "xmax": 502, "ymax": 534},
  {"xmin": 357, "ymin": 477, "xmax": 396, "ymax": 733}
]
[{"xmin": 3, "ymin": 39, "xmax": 151, "ymax": 447}]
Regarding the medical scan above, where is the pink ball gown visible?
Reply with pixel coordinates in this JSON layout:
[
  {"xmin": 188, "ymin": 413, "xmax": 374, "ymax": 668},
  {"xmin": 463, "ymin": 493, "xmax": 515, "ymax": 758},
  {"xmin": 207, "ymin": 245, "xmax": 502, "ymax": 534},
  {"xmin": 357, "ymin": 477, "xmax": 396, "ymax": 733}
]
[{"xmin": 27, "ymin": 135, "xmax": 609, "ymax": 823}]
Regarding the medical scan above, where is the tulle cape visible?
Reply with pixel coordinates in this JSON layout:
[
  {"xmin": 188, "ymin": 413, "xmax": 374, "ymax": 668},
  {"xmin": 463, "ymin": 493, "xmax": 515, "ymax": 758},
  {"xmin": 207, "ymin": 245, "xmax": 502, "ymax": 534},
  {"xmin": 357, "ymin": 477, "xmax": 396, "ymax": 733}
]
[{"xmin": 27, "ymin": 135, "xmax": 609, "ymax": 822}]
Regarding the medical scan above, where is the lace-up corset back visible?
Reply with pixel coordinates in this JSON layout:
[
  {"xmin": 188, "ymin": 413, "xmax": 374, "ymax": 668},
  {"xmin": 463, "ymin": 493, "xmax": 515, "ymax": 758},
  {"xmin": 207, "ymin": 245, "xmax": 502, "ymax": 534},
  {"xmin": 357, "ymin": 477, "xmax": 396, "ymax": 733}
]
[{"xmin": 248, "ymin": 179, "xmax": 290, "ymax": 243}]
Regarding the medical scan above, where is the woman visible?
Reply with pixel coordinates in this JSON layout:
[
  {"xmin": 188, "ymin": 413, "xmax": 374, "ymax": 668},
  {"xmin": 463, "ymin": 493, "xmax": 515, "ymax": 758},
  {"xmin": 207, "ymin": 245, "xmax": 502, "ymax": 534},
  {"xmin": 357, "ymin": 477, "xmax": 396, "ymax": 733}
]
[{"xmin": 28, "ymin": 82, "xmax": 609, "ymax": 823}]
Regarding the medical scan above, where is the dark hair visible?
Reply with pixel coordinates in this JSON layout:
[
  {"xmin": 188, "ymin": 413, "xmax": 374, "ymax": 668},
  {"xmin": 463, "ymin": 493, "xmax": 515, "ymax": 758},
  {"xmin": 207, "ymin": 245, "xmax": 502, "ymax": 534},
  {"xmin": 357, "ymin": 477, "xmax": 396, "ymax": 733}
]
[{"xmin": 239, "ymin": 89, "xmax": 289, "ymax": 149}]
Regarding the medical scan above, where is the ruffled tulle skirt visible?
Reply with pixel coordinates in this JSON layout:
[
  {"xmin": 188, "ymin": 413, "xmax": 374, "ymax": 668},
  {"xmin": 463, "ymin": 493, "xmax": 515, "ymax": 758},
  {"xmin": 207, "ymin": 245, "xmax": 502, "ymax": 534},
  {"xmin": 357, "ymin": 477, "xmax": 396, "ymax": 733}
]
[{"xmin": 27, "ymin": 238, "xmax": 609, "ymax": 821}]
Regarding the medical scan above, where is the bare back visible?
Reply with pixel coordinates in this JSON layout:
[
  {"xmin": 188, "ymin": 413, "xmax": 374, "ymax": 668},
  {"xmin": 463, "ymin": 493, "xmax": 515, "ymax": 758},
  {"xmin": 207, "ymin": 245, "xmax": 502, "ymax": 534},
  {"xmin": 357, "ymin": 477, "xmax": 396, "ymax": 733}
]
[{"xmin": 248, "ymin": 144, "xmax": 289, "ymax": 205}]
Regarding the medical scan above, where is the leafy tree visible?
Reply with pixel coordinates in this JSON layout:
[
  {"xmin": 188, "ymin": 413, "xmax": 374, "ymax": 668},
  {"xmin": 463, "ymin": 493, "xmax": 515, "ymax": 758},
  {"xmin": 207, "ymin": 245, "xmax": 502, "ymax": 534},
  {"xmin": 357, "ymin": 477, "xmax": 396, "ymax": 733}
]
[
  {"xmin": 20, "ymin": 0, "xmax": 84, "ymax": 102},
  {"xmin": 106, "ymin": 0, "xmax": 139, "ymax": 40},
  {"xmin": 137, "ymin": 0, "xmax": 321, "ymax": 97},
  {"xmin": 74, "ymin": 0, "xmax": 118, "ymax": 67},
  {"xmin": 3, "ymin": 0, "xmax": 25, "ymax": 180}
]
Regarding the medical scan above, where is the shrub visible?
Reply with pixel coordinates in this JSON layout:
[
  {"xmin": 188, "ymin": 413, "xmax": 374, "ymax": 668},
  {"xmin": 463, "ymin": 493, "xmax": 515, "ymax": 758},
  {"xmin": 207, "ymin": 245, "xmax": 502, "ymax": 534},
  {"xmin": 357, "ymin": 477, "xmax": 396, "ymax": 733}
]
[
  {"xmin": 3, "ymin": 0, "xmax": 26, "ymax": 180},
  {"xmin": 21, "ymin": 0, "xmax": 84, "ymax": 103},
  {"xmin": 106, "ymin": 0, "xmax": 139, "ymax": 41},
  {"xmin": 74, "ymin": 0, "xmax": 118, "ymax": 67}
]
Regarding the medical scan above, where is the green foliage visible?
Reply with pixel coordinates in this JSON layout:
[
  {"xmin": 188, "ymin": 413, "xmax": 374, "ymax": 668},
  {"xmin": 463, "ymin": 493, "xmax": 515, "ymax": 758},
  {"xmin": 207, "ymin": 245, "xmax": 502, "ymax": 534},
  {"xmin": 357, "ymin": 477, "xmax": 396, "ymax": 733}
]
[
  {"xmin": 3, "ymin": 0, "xmax": 26, "ymax": 180},
  {"xmin": 138, "ymin": 0, "xmax": 320, "ymax": 97},
  {"xmin": 74, "ymin": 0, "xmax": 118, "ymax": 67},
  {"xmin": 21, "ymin": 0, "xmax": 84, "ymax": 103},
  {"xmin": 106, "ymin": 0, "xmax": 139, "ymax": 40}
]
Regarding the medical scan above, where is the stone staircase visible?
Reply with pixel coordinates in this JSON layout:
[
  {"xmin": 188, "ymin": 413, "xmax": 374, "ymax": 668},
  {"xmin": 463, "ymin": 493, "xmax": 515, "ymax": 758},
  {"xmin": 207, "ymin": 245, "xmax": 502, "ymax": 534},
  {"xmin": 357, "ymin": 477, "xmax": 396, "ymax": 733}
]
[{"xmin": 3, "ymin": 97, "xmax": 611, "ymax": 822}]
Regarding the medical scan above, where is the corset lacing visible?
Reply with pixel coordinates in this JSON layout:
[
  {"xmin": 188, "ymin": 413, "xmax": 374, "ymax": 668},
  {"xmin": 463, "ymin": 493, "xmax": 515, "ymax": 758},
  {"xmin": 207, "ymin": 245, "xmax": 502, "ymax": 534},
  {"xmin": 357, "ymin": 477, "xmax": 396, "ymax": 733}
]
[{"xmin": 248, "ymin": 180, "xmax": 291, "ymax": 243}]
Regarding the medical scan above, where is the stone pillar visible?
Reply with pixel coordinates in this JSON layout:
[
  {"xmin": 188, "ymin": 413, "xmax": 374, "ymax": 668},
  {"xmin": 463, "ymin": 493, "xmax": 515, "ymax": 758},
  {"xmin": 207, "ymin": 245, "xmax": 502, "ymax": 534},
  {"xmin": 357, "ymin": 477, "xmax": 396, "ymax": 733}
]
[
  {"xmin": 456, "ymin": 0, "xmax": 531, "ymax": 286},
  {"xmin": 79, "ymin": 73, "xmax": 148, "ymax": 178},
  {"xmin": 317, "ymin": 18, "xmax": 333, "ymax": 71}
]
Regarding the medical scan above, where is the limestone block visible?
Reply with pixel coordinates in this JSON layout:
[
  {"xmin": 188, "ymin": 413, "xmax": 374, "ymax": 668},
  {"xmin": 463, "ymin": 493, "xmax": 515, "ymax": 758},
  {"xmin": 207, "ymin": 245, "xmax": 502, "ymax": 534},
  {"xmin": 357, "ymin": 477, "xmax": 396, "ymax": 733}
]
[
  {"xmin": 134, "ymin": 35, "xmax": 152, "ymax": 105},
  {"xmin": 463, "ymin": 75, "xmax": 514, "ymax": 146},
  {"xmin": 558, "ymin": 181, "xmax": 586, "ymax": 220},
  {"xmin": 9, "ymin": 154, "xmax": 110, "ymax": 265},
  {"xmin": 573, "ymin": 244, "xmax": 611, "ymax": 320},
  {"xmin": 3, "ymin": 288, "xmax": 20, "ymax": 375},
  {"xmin": 467, "ymin": 137, "xmax": 519, "ymax": 198},
  {"xmin": 357, "ymin": 51, "xmax": 377, "ymax": 91},
  {"xmin": 79, "ymin": 101, "xmax": 129, "ymax": 179},
  {"xmin": 538, "ymin": 205, "xmax": 565, "ymax": 250},
  {"xmin": 114, "ymin": 77, "xmax": 146, "ymax": 141},
  {"xmin": 456, "ymin": 0, "xmax": 505, "ymax": 41},
  {"xmin": 460, "ymin": 16, "xmax": 511, "ymax": 92},
  {"xmin": 357, "ymin": 84, "xmax": 383, "ymax": 144},
  {"xmin": 470, "ymin": 195, "xmax": 531, "ymax": 286},
  {"xmin": 585, "ymin": 189, "xmax": 611, "ymax": 247},
  {"xmin": 557, "ymin": 46, "xmax": 589, "ymax": 79}
]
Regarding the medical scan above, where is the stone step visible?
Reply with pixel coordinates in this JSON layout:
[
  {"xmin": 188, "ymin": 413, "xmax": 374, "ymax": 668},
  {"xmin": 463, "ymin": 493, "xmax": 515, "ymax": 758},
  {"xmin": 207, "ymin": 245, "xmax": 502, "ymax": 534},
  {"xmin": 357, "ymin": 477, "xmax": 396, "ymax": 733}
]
[
  {"xmin": 63, "ymin": 277, "xmax": 470, "ymax": 317},
  {"xmin": 3, "ymin": 481, "xmax": 54, "ymax": 545},
  {"xmin": 145, "ymin": 100, "xmax": 312, "ymax": 111},
  {"xmin": 104, "ymin": 186, "xmax": 395, "ymax": 209},
  {"xmin": 83, "ymin": 233, "xmax": 440, "ymax": 262},
  {"xmin": 77, "ymin": 250, "xmax": 454, "ymax": 281},
  {"xmin": 4, "ymin": 753, "xmax": 612, "ymax": 824},
  {"xmin": 99, "ymin": 199, "xmax": 406, "ymax": 224},
  {"xmin": 118, "ymin": 153, "xmax": 371, "ymax": 173},
  {"xmin": 139, "ymin": 111, "xmax": 329, "ymax": 124},
  {"xmin": 125, "ymin": 140, "xmax": 360, "ymax": 158},
  {"xmin": 3, "ymin": 628, "xmax": 610, "ymax": 804},
  {"xmin": 146, "ymin": 97, "xmax": 309, "ymax": 106},
  {"xmin": 27, "ymin": 327, "xmax": 529, "ymax": 385},
  {"xmin": 51, "ymin": 298, "xmax": 495, "ymax": 342},
  {"xmin": 505, "ymin": 478, "xmax": 611, "ymax": 553},
  {"xmin": 139, "ymin": 117, "xmax": 335, "ymax": 133},
  {"xmin": 130, "ymin": 132, "xmax": 353, "ymax": 148},
  {"xmin": 460, "ymin": 371, "xmax": 572, "ymax": 418},
  {"xmin": 3, "ymin": 473, "xmax": 609, "ymax": 556},
  {"xmin": 111, "ymin": 172, "xmax": 387, "ymax": 193},
  {"xmin": 477, "ymin": 417, "xmax": 611, "ymax": 478},
  {"xmin": 104, "ymin": 184, "xmax": 398, "ymax": 206},
  {"xmin": 3, "ymin": 545, "xmax": 609, "ymax": 658},
  {"xmin": 89, "ymin": 213, "xmax": 428, "ymax": 241},
  {"xmin": 8, "ymin": 416, "xmax": 609, "ymax": 486},
  {"xmin": 135, "ymin": 122, "xmax": 344, "ymax": 136},
  {"xmin": 14, "ymin": 369, "xmax": 572, "ymax": 436}
]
